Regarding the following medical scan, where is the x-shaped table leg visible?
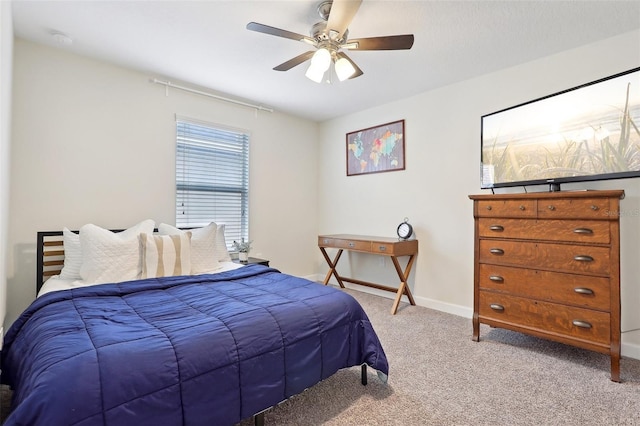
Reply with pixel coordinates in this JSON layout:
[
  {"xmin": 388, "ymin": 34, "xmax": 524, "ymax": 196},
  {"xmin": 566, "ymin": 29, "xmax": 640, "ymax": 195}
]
[
  {"xmin": 320, "ymin": 247, "xmax": 345, "ymax": 288},
  {"xmin": 390, "ymin": 254, "xmax": 417, "ymax": 315}
]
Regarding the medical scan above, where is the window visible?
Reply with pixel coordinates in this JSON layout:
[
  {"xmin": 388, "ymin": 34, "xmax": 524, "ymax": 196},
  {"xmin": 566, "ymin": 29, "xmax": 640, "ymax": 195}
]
[{"xmin": 176, "ymin": 118, "xmax": 250, "ymax": 250}]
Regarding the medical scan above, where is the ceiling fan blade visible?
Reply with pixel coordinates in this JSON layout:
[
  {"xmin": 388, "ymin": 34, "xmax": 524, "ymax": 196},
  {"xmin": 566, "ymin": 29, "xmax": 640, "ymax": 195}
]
[
  {"xmin": 345, "ymin": 34, "xmax": 415, "ymax": 50},
  {"xmin": 247, "ymin": 22, "xmax": 315, "ymax": 44},
  {"xmin": 326, "ymin": 0, "xmax": 363, "ymax": 39},
  {"xmin": 336, "ymin": 52, "xmax": 363, "ymax": 79},
  {"xmin": 273, "ymin": 51, "xmax": 316, "ymax": 71}
]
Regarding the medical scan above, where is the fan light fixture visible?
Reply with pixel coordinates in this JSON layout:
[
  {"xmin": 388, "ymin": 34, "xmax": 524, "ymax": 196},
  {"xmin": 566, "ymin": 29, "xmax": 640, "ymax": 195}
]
[
  {"xmin": 310, "ymin": 48, "xmax": 332, "ymax": 71},
  {"xmin": 305, "ymin": 64, "xmax": 326, "ymax": 83},
  {"xmin": 334, "ymin": 57, "xmax": 356, "ymax": 81},
  {"xmin": 305, "ymin": 47, "xmax": 356, "ymax": 83},
  {"xmin": 305, "ymin": 48, "xmax": 332, "ymax": 83}
]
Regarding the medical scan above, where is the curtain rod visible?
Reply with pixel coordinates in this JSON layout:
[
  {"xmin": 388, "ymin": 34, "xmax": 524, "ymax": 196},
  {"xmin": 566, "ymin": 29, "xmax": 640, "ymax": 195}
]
[{"xmin": 151, "ymin": 78, "xmax": 274, "ymax": 113}]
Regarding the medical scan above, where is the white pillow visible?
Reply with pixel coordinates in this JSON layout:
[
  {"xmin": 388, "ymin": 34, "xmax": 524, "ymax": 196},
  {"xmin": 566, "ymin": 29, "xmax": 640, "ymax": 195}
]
[
  {"xmin": 158, "ymin": 222, "xmax": 221, "ymax": 273},
  {"xmin": 59, "ymin": 227, "xmax": 82, "ymax": 280},
  {"xmin": 215, "ymin": 224, "xmax": 232, "ymax": 262},
  {"xmin": 140, "ymin": 232, "xmax": 192, "ymax": 279},
  {"xmin": 79, "ymin": 219, "xmax": 155, "ymax": 284}
]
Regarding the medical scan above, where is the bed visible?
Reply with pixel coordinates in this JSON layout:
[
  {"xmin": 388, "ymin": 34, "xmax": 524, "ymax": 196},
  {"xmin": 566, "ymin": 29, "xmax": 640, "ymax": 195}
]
[{"xmin": 1, "ymin": 222, "xmax": 389, "ymax": 425}]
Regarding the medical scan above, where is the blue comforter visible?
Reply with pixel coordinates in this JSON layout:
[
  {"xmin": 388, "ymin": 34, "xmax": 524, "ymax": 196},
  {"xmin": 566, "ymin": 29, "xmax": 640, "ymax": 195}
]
[{"xmin": 1, "ymin": 265, "xmax": 388, "ymax": 425}]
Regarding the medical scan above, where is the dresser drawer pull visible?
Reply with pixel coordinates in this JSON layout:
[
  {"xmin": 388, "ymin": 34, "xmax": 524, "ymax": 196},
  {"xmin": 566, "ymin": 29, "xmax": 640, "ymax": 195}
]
[
  {"xmin": 489, "ymin": 225, "xmax": 504, "ymax": 232},
  {"xmin": 572, "ymin": 320, "xmax": 592, "ymax": 329},
  {"xmin": 519, "ymin": 205, "xmax": 526, "ymax": 210},
  {"xmin": 490, "ymin": 304, "xmax": 505, "ymax": 312},
  {"xmin": 489, "ymin": 275, "xmax": 504, "ymax": 282},
  {"xmin": 378, "ymin": 245, "xmax": 387, "ymax": 251},
  {"xmin": 323, "ymin": 239, "xmax": 330, "ymax": 244},
  {"xmin": 573, "ymin": 228, "xmax": 593, "ymax": 234},
  {"xmin": 489, "ymin": 248, "xmax": 504, "ymax": 255},
  {"xmin": 547, "ymin": 205, "xmax": 556, "ymax": 211},
  {"xmin": 486, "ymin": 205, "xmax": 492, "ymax": 211},
  {"xmin": 591, "ymin": 205, "xmax": 599, "ymax": 211},
  {"xmin": 574, "ymin": 255, "xmax": 594, "ymax": 262},
  {"xmin": 348, "ymin": 242, "xmax": 355, "ymax": 248},
  {"xmin": 574, "ymin": 287, "xmax": 594, "ymax": 295}
]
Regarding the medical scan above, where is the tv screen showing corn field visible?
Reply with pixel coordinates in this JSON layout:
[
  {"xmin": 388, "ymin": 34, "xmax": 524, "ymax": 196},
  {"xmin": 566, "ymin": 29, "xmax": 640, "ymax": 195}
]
[{"xmin": 481, "ymin": 68, "xmax": 640, "ymax": 189}]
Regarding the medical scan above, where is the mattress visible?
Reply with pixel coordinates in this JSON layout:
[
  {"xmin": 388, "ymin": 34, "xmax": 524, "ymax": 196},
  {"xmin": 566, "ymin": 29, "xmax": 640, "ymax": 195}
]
[{"xmin": 37, "ymin": 260, "xmax": 244, "ymax": 297}]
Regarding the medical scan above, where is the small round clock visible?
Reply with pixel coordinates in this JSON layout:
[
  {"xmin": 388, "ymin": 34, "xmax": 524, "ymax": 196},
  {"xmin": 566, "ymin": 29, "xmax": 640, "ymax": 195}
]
[{"xmin": 397, "ymin": 218, "xmax": 413, "ymax": 240}]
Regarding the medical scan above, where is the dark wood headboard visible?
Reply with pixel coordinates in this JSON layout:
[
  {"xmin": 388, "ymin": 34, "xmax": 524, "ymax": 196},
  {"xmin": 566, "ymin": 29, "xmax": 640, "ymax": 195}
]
[{"xmin": 37, "ymin": 230, "xmax": 66, "ymax": 293}]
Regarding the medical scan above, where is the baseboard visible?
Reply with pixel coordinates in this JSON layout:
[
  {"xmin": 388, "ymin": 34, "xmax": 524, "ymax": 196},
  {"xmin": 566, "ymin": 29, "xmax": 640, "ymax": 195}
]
[{"xmin": 621, "ymin": 340, "xmax": 640, "ymax": 360}]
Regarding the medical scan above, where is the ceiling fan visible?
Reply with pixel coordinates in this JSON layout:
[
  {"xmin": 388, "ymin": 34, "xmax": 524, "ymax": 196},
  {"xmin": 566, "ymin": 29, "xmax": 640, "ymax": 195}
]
[{"xmin": 246, "ymin": 0, "xmax": 414, "ymax": 83}]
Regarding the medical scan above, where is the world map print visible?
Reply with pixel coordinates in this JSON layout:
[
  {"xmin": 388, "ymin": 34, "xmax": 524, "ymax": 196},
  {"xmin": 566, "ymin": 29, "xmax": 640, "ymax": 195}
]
[{"xmin": 347, "ymin": 120, "xmax": 405, "ymax": 175}]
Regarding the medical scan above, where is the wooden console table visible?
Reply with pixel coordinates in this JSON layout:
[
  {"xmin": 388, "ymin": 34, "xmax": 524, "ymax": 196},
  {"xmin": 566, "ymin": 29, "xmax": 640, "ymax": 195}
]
[{"xmin": 318, "ymin": 234, "xmax": 418, "ymax": 314}]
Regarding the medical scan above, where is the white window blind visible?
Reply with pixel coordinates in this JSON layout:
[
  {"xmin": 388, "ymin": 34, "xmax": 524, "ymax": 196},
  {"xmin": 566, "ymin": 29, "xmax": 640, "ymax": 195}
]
[{"xmin": 176, "ymin": 119, "xmax": 250, "ymax": 249}]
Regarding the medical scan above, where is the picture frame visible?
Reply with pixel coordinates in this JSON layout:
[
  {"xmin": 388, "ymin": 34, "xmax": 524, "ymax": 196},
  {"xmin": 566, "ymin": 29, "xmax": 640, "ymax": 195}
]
[{"xmin": 346, "ymin": 119, "xmax": 405, "ymax": 176}]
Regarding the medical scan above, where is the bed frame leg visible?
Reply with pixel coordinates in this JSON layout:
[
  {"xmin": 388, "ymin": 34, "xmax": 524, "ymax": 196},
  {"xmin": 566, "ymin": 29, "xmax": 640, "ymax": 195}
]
[
  {"xmin": 361, "ymin": 364, "xmax": 367, "ymax": 386},
  {"xmin": 254, "ymin": 411, "xmax": 265, "ymax": 426}
]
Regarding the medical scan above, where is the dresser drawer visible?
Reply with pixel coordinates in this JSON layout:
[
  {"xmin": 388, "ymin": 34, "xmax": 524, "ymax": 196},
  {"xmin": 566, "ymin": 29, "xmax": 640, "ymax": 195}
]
[
  {"xmin": 537, "ymin": 197, "xmax": 610, "ymax": 219},
  {"xmin": 476, "ymin": 199, "xmax": 536, "ymax": 218},
  {"xmin": 318, "ymin": 237, "xmax": 371, "ymax": 251},
  {"xmin": 479, "ymin": 240, "xmax": 610, "ymax": 275},
  {"xmin": 478, "ymin": 218, "xmax": 610, "ymax": 244},
  {"xmin": 537, "ymin": 243, "xmax": 610, "ymax": 276},
  {"xmin": 478, "ymin": 264, "xmax": 610, "ymax": 310},
  {"xmin": 478, "ymin": 239, "xmax": 535, "ymax": 267},
  {"xmin": 479, "ymin": 292, "xmax": 610, "ymax": 345}
]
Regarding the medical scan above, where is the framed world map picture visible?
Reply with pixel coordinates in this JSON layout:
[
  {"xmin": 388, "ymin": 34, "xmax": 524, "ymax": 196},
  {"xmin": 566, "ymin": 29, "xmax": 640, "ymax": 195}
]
[{"xmin": 346, "ymin": 119, "xmax": 405, "ymax": 176}]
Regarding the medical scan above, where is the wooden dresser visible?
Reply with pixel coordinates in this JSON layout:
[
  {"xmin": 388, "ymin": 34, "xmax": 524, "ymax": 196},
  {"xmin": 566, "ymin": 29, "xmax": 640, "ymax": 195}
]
[{"xmin": 468, "ymin": 190, "xmax": 624, "ymax": 381}]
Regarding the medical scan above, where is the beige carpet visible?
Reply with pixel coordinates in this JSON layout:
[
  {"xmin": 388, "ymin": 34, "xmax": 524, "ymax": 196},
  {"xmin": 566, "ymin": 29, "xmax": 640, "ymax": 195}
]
[
  {"xmin": 237, "ymin": 288, "xmax": 640, "ymax": 426},
  {"xmin": 3, "ymin": 288, "xmax": 640, "ymax": 425}
]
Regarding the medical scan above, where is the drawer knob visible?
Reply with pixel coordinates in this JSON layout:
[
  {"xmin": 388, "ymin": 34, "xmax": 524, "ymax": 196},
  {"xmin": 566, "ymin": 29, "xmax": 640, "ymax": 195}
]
[
  {"xmin": 489, "ymin": 275, "xmax": 504, "ymax": 282},
  {"xmin": 574, "ymin": 287, "xmax": 594, "ymax": 295},
  {"xmin": 572, "ymin": 320, "xmax": 592, "ymax": 329},
  {"xmin": 489, "ymin": 248, "xmax": 504, "ymax": 255},
  {"xmin": 591, "ymin": 205, "xmax": 599, "ymax": 211},
  {"xmin": 573, "ymin": 228, "xmax": 593, "ymax": 234},
  {"xmin": 378, "ymin": 245, "xmax": 386, "ymax": 251},
  {"xmin": 486, "ymin": 205, "xmax": 492, "ymax": 211},
  {"xmin": 574, "ymin": 255, "xmax": 594, "ymax": 262},
  {"xmin": 323, "ymin": 239, "xmax": 329, "ymax": 244},
  {"xmin": 489, "ymin": 225, "xmax": 504, "ymax": 232},
  {"xmin": 490, "ymin": 304, "xmax": 505, "ymax": 312},
  {"xmin": 519, "ymin": 205, "xmax": 525, "ymax": 210},
  {"xmin": 348, "ymin": 242, "xmax": 355, "ymax": 248},
  {"xmin": 547, "ymin": 205, "xmax": 556, "ymax": 211}
]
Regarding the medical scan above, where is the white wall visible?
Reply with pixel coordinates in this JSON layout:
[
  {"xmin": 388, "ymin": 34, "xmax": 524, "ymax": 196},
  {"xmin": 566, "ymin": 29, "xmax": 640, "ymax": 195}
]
[
  {"xmin": 318, "ymin": 30, "xmax": 640, "ymax": 358},
  {"xmin": 7, "ymin": 39, "xmax": 319, "ymax": 328},
  {"xmin": 0, "ymin": 0, "xmax": 14, "ymax": 344}
]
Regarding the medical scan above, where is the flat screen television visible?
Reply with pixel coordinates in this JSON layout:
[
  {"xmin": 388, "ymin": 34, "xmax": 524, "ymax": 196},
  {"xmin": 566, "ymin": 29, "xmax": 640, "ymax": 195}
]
[{"xmin": 481, "ymin": 67, "xmax": 640, "ymax": 191}]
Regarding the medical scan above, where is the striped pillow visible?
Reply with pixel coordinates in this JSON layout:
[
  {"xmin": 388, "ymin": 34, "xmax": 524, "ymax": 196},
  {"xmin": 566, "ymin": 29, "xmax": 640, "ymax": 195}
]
[{"xmin": 140, "ymin": 232, "xmax": 192, "ymax": 278}]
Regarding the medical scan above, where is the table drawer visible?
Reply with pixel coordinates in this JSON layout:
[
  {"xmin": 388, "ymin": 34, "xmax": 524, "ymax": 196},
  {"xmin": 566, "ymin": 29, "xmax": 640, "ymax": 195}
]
[
  {"xmin": 479, "ymin": 240, "xmax": 610, "ymax": 275},
  {"xmin": 537, "ymin": 197, "xmax": 610, "ymax": 219},
  {"xmin": 478, "ymin": 218, "xmax": 610, "ymax": 244},
  {"xmin": 478, "ymin": 264, "xmax": 610, "ymax": 310},
  {"xmin": 476, "ymin": 199, "xmax": 536, "ymax": 218},
  {"xmin": 318, "ymin": 237, "xmax": 371, "ymax": 251},
  {"xmin": 370, "ymin": 242, "xmax": 397, "ymax": 255},
  {"xmin": 479, "ymin": 292, "xmax": 610, "ymax": 345}
]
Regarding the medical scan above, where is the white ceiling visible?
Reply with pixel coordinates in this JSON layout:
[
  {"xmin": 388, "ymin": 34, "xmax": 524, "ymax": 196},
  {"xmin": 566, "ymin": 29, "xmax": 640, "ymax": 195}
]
[{"xmin": 11, "ymin": 0, "xmax": 640, "ymax": 122}]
